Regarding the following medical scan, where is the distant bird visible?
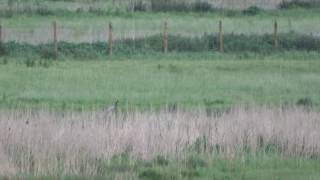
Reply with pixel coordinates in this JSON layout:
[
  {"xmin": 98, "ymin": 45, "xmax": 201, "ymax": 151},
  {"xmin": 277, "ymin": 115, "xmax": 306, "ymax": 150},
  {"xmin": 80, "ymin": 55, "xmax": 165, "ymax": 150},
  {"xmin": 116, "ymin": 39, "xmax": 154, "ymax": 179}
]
[
  {"xmin": 168, "ymin": 103, "xmax": 177, "ymax": 113},
  {"xmin": 103, "ymin": 100, "xmax": 119, "ymax": 119},
  {"xmin": 105, "ymin": 100, "xmax": 119, "ymax": 113}
]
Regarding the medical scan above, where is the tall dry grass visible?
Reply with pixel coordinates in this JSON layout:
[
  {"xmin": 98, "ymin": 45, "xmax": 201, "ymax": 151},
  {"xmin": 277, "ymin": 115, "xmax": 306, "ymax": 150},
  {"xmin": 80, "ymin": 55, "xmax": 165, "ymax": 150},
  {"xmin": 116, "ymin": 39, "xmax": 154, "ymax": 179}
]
[{"xmin": 0, "ymin": 106, "xmax": 319, "ymax": 176}]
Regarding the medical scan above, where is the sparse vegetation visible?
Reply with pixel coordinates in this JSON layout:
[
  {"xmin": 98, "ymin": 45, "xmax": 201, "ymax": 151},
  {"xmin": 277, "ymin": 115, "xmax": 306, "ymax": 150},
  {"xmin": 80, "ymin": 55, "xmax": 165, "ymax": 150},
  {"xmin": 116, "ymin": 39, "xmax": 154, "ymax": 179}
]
[{"xmin": 0, "ymin": 107, "xmax": 320, "ymax": 178}]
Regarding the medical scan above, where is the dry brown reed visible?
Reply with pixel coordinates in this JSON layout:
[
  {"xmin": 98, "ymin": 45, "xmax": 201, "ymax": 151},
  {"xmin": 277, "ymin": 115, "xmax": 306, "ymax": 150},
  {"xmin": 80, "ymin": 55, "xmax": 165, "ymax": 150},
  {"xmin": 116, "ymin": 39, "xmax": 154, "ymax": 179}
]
[{"xmin": 0, "ymin": 106, "xmax": 319, "ymax": 176}]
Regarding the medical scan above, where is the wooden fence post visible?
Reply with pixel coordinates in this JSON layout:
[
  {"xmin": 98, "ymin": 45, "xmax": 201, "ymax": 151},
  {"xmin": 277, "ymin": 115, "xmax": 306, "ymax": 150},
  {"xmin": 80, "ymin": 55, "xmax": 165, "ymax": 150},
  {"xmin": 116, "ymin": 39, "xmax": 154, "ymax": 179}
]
[
  {"xmin": 219, "ymin": 20, "xmax": 224, "ymax": 53},
  {"xmin": 163, "ymin": 21, "xmax": 168, "ymax": 53},
  {"xmin": 108, "ymin": 23, "xmax": 113, "ymax": 56},
  {"xmin": 0, "ymin": 25, "xmax": 2, "ymax": 43},
  {"xmin": 274, "ymin": 20, "xmax": 278, "ymax": 48},
  {"xmin": 53, "ymin": 21, "xmax": 58, "ymax": 55}
]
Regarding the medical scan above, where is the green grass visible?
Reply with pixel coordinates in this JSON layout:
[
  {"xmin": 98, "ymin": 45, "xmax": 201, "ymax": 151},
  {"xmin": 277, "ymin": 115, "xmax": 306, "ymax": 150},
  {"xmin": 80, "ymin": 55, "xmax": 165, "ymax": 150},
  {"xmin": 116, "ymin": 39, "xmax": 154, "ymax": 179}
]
[
  {"xmin": 0, "ymin": 54, "xmax": 319, "ymax": 109},
  {"xmin": 141, "ymin": 154, "xmax": 320, "ymax": 180},
  {"xmin": 9, "ymin": 154, "xmax": 320, "ymax": 179}
]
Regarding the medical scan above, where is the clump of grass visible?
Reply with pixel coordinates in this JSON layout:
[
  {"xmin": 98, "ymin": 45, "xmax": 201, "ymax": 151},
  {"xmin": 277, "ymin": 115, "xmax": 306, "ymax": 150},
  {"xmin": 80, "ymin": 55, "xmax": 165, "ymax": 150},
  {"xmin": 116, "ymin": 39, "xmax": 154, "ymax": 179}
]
[
  {"xmin": 39, "ymin": 46, "xmax": 58, "ymax": 60},
  {"xmin": 296, "ymin": 97, "xmax": 313, "ymax": 107},
  {"xmin": 24, "ymin": 57, "xmax": 36, "ymax": 67},
  {"xmin": 139, "ymin": 169, "xmax": 163, "ymax": 180},
  {"xmin": 24, "ymin": 57, "xmax": 52, "ymax": 68},
  {"xmin": 0, "ymin": 43, "xmax": 8, "ymax": 56},
  {"xmin": 242, "ymin": 6, "xmax": 262, "ymax": 16},
  {"xmin": 186, "ymin": 155, "xmax": 207, "ymax": 169},
  {"xmin": 153, "ymin": 156, "xmax": 169, "ymax": 166},
  {"xmin": 0, "ymin": 58, "xmax": 8, "ymax": 65}
]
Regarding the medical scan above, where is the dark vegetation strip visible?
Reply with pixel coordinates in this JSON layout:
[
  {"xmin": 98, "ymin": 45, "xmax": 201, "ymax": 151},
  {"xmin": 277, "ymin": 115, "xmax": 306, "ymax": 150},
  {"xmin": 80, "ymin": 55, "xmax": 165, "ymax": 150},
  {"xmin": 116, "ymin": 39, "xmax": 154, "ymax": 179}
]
[
  {"xmin": 2, "ymin": 0, "xmax": 320, "ymax": 18},
  {"xmin": 0, "ymin": 33, "xmax": 319, "ymax": 59}
]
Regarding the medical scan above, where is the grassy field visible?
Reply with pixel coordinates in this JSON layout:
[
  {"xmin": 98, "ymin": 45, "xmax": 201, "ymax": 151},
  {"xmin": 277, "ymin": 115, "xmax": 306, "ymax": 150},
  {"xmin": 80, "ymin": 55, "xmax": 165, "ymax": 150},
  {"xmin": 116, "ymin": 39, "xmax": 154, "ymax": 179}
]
[
  {"xmin": 1, "ymin": 1, "xmax": 320, "ymax": 179},
  {"xmin": 0, "ymin": 54, "xmax": 319, "ymax": 110}
]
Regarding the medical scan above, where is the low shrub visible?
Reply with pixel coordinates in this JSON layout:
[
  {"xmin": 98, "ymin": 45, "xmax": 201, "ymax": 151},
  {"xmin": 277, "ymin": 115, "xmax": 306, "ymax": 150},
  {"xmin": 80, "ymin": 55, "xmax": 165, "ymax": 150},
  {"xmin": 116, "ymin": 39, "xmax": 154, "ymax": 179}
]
[
  {"xmin": 39, "ymin": 46, "xmax": 58, "ymax": 59},
  {"xmin": 296, "ymin": 97, "xmax": 313, "ymax": 107},
  {"xmin": 150, "ymin": 0, "xmax": 215, "ymax": 12},
  {"xmin": 192, "ymin": 1, "xmax": 213, "ymax": 12},
  {"xmin": 139, "ymin": 169, "xmax": 163, "ymax": 180},
  {"xmin": 0, "ymin": 43, "xmax": 8, "ymax": 56},
  {"xmin": 151, "ymin": 0, "xmax": 191, "ymax": 12},
  {"xmin": 35, "ymin": 4, "xmax": 53, "ymax": 16},
  {"xmin": 23, "ymin": 57, "xmax": 52, "ymax": 68},
  {"xmin": 243, "ymin": 6, "xmax": 262, "ymax": 16},
  {"xmin": 279, "ymin": 0, "xmax": 320, "ymax": 9},
  {"xmin": 24, "ymin": 57, "xmax": 36, "ymax": 67}
]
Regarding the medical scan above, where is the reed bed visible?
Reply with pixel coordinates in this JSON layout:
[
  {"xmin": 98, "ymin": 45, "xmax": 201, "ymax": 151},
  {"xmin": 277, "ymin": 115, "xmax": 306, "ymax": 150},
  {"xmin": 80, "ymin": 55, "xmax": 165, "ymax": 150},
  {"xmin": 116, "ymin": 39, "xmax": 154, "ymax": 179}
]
[{"xmin": 0, "ymin": 106, "xmax": 319, "ymax": 176}]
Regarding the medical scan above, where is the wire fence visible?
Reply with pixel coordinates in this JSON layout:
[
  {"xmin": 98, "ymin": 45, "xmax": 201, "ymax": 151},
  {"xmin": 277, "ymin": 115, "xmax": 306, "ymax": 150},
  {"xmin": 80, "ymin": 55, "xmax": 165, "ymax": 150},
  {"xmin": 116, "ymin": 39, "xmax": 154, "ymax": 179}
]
[
  {"xmin": 0, "ymin": 20, "xmax": 319, "ymax": 56},
  {"xmin": 1, "ymin": 19, "xmax": 319, "ymax": 44}
]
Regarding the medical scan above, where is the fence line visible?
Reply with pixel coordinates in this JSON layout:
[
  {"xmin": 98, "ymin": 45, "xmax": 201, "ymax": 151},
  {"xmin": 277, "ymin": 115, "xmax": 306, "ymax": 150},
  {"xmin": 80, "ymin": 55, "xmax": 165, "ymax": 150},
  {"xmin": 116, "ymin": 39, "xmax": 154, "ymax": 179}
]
[
  {"xmin": 0, "ymin": 20, "xmax": 287, "ymax": 55},
  {"xmin": 0, "ymin": 25, "xmax": 2, "ymax": 43}
]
